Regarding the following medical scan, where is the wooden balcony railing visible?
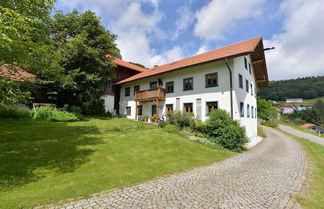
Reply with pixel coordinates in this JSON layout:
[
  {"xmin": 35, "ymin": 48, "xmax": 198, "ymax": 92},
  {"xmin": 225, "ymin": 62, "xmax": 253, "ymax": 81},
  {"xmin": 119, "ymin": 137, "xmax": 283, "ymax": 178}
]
[{"xmin": 135, "ymin": 87, "xmax": 165, "ymax": 102}]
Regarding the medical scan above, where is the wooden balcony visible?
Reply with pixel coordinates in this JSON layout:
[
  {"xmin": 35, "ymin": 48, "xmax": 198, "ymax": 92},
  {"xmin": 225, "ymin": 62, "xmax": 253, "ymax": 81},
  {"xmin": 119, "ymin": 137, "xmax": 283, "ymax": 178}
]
[{"xmin": 135, "ymin": 87, "xmax": 165, "ymax": 102}]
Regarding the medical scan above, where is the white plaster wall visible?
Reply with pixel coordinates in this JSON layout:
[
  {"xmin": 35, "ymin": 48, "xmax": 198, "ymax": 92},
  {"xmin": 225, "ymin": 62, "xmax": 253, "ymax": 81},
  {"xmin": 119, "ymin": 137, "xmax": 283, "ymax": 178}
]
[
  {"xmin": 119, "ymin": 56, "xmax": 258, "ymax": 141},
  {"xmin": 232, "ymin": 56, "xmax": 258, "ymax": 141},
  {"xmin": 102, "ymin": 95, "xmax": 115, "ymax": 113}
]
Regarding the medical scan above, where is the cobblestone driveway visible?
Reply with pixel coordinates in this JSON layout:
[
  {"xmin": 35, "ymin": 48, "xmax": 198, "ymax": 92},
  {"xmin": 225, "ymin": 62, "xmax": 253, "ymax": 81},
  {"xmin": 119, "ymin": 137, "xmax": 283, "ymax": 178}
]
[{"xmin": 53, "ymin": 127, "xmax": 306, "ymax": 209}]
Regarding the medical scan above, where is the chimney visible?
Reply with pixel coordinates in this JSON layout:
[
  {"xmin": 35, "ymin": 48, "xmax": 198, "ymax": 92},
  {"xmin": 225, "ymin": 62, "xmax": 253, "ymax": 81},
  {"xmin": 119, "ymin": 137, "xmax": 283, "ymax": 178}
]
[{"xmin": 154, "ymin": 65, "xmax": 159, "ymax": 68}]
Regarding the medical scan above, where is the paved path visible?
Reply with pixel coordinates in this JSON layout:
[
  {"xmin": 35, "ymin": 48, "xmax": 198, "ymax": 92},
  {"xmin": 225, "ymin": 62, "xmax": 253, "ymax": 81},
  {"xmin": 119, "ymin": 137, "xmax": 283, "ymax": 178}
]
[
  {"xmin": 52, "ymin": 127, "xmax": 306, "ymax": 209},
  {"xmin": 279, "ymin": 124, "xmax": 324, "ymax": 146}
]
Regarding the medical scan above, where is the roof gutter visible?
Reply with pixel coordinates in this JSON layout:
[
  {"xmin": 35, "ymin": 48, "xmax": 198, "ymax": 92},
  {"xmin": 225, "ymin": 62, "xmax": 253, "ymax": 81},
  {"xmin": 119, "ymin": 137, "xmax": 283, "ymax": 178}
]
[{"xmin": 115, "ymin": 47, "xmax": 275, "ymax": 85}]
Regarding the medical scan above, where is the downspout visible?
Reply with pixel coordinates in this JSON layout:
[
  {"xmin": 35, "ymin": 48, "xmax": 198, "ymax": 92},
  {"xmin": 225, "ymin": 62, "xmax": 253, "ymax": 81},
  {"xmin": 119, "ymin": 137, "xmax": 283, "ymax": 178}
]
[{"xmin": 225, "ymin": 59, "xmax": 234, "ymax": 119}]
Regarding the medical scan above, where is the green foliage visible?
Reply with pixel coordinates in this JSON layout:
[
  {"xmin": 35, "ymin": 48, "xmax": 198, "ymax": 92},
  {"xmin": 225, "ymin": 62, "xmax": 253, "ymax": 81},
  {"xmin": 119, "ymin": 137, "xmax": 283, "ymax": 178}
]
[
  {"xmin": 258, "ymin": 76, "xmax": 324, "ymax": 101},
  {"xmin": 261, "ymin": 119, "xmax": 278, "ymax": 128},
  {"xmin": 34, "ymin": 106, "xmax": 78, "ymax": 122},
  {"xmin": 0, "ymin": 104, "xmax": 32, "ymax": 119},
  {"xmin": 257, "ymin": 126, "xmax": 266, "ymax": 137},
  {"xmin": 287, "ymin": 109, "xmax": 322, "ymax": 126},
  {"xmin": 0, "ymin": 78, "xmax": 33, "ymax": 104},
  {"xmin": 313, "ymin": 100, "xmax": 324, "ymax": 125},
  {"xmin": 257, "ymin": 97, "xmax": 278, "ymax": 120},
  {"xmin": 196, "ymin": 109, "xmax": 248, "ymax": 152},
  {"xmin": 170, "ymin": 111, "xmax": 195, "ymax": 129},
  {"xmin": 50, "ymin": 10, "xmax": 120, "ymax": 104},
  {"xmin": 81, "ymin": 99, "xmax": 110, "ymax": 116},
  {"xmin": 129, "ymin": 62, "xmax": 146, "ymax": 68}
]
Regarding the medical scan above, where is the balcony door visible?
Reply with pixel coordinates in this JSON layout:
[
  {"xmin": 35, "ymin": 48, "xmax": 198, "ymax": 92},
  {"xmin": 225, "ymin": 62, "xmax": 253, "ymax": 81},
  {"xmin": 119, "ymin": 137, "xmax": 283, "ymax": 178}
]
[{"xmin": 152, "ymin": 104, "xmax": 157, "ymax": 116}]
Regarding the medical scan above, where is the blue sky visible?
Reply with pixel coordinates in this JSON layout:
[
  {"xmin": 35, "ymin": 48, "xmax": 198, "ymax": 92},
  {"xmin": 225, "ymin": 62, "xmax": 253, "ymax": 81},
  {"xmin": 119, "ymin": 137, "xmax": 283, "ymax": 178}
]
[{"xmin": 55, "ymin": 0, "xmax": 324, "ymax": 80}]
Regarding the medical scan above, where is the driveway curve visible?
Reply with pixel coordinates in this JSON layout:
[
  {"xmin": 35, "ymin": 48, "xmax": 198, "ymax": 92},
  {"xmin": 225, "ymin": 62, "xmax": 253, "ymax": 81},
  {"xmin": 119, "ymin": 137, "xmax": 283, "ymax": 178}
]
[{"xmin": 54, "ymin": 127, "xmax": 306, "ymax": 209}]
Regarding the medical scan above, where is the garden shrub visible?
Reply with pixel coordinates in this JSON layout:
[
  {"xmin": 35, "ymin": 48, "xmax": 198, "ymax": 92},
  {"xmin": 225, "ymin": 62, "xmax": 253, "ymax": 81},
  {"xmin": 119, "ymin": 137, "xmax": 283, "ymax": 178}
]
[
  {"xmin": 34, "ymin": 106, "xmax": 78, "ymax": 122},
  {"xmin": 198, "ymin": 109, "xmax": 248, "ymax": 152},
  {"xmin": 67, "ymin": 105, "xmax": 83, "ymax": 119},
  {"xmin": 172, "ymin": 111, "xmax": 195, "ymax": 129},
  {"xmin": 82, "ymin": 99, "xmax": 110, "ymax": 117},
  {"xmin": 0, "ymin": 104, "xmax": 32, "ymax": 119},
  {"xmin": 261, "ymin": 119, "xmax": 278, "ymax": 128}
]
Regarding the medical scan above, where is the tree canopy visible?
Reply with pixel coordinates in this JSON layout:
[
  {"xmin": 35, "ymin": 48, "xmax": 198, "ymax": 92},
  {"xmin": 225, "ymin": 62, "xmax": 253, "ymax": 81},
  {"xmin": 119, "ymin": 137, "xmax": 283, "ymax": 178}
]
[
  {"xmin": 258, "ymin": 76, "xmax": 324, "ymax": 101},
  {"xmin": 257, "ymin": 97, "xmax": 278, "ymax": 120}
]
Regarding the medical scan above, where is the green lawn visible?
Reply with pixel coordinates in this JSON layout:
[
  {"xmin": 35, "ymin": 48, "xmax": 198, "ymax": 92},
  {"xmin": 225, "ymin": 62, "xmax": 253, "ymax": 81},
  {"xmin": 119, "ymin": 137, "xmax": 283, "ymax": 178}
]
[
  {"xmin": 0, "ymin": 118, "xmax": 234, "ymax": 209},
  {"xmin": 278, "ymin": 129, "xmax": 324, "ymax": 209}
]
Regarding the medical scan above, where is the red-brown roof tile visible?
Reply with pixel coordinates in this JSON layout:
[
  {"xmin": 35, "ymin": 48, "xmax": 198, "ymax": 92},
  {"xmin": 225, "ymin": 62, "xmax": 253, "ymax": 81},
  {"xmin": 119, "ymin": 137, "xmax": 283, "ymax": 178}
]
[
  {"xmin": 116, "ymin": 36, "xmax": 263, "ymax": 84},
  {"xmin": 106, "ymin": 55, "xmax": 147, "ymax": 72},
  {"xmin": 0, "ymin": 63, "xmax": 35, "ymax": 82},
  {"xmin": 300, "ymin": 123, "xmax": 315, "ymax": 129}
]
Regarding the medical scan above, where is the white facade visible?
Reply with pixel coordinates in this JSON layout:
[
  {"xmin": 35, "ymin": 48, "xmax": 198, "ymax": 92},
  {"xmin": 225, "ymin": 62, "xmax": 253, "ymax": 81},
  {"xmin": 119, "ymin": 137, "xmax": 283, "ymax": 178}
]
[
  {"xmin": 118, "ymin": 56, "xmax": 258, "ymax": 141},
  {"xmin": 102, "ymin": 94, "xmax": 115, "ymax": 113},
  {"xmin": 286, "ymin": 98, "xmax": 303, "ymax": 103}
]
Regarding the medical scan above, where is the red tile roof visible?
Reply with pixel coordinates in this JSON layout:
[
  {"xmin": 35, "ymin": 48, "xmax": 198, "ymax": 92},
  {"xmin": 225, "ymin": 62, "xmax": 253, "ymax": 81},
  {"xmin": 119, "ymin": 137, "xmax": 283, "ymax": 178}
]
[
  {"xmin": 300, "ymin": 123, "xmax": 315, "ymax": 129},
  {"xmin": 116, "ymin": 36, "xmax": 264, "ymax": 85},
  {"xmin": 105, "ymin": 55, "xmax": 147, "ymax": 72},
  {"xmin": 0, "ymin": 63, "xmax": 35, "ymax": 82}
]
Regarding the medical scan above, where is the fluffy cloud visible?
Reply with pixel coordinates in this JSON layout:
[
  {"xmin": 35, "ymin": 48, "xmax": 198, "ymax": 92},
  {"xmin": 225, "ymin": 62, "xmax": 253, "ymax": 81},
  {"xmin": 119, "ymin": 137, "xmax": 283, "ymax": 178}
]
[
  {"xmin": 194, "ymin": 0, "xmax": 264, "ymax": 41},
  {"xmin": 56, "ymin": 0, "xmax": 184, "ymax": 68},
  {"xmin": 265, "ymin": 0, "xmax": 324, "ymax": 80},
  {"xmin": 172, "ymin": 5, "xmax": 194, "ymax": 40}
]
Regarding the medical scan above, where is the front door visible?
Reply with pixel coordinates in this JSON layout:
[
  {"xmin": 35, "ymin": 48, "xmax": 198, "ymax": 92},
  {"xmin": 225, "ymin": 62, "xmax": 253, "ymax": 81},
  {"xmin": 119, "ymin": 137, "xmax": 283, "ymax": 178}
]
[{"xmin": 152, "ymin": 104, "xmax": 156, "ymax": 116}]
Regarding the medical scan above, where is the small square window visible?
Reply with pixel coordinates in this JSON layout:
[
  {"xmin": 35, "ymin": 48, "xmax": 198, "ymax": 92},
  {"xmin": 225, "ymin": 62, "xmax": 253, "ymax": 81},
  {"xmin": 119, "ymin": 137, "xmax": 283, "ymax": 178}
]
[
  {"xmin": 183, "ymin": 103, "xmax": 193, "ymax": 113},
  {"xmin": 240, "ymin": 102, "xmax": 244, "ymax": 117},
  {"xmin": 206, "ymin": 102, "xmax": 218, "ymax": 115},
  {"xmin": 166, "ymin": 81, "xmax": 174, "ymax": 93},
  {"xmin": 239, "ymin": 74, "xmax": 243, "ymax": 89},
  {"xmin": 125, "ymin": 87, "xmax": 130, "ymax": 97},
  {"xmin": 247, "ymin": 104, "xmax": 250, "ymax": 118},
  {"xmin": 244, "ymin": 57, "xmax": 248, "ymax": 69},
  {"xmin": 205, "ymin": 73, "xmax": 218, "ymax": 88},
  {"xmin": 150, "ymin": 81, "xmax": 157, "ymax": 89},
  {"xmin": 126, "ymin": 106, "xmax": 131, "ymax": 116},
  {"xmin": 246, "ymin": 80, "xmax": 249, "ymax": 93},
  {"xmin": 166, "ymin": 104, "xmax": 173, "ymax": 112},
  {"xmin": 134, "ymin": 85, "xmax": 140, "ymax": 95},
  {"xmin": 183, "ymin": 77, "xmax": 193, "ymax": 91}
]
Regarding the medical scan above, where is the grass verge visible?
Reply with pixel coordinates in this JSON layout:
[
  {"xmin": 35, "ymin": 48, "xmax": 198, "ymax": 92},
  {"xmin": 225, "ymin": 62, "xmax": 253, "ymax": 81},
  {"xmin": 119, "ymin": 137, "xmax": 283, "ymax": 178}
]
[
  {"xmin": 257, "ymin": 125, "xmax": 266, "ymax": 137},
  {"xmin": 277, "ymin": 129, "xmax": 324, "ymax": 209},
  {"xmin": 280, "ymin": 121, "xmax": 324, "ymax": 138},
  {"xmin": 0, "ymin": 118, "xmax": 234, "ymax": 209}
]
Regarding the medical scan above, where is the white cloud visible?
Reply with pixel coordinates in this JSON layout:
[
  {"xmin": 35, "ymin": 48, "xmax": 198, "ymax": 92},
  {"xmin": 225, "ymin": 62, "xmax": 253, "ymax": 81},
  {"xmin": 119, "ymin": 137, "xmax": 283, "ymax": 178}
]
[
  {"xmin": 265, "ymin": 0, "xmax": 324, "ymax": 80},
  {"xmin": 196, "ymin": 45, "xmax": 209, "ymax": 55},
  {"xmin": 194, "ymin": 0, "xmax": 264, "ymax": 41},
  {"xmin": 56, "ymin": 0, "xmax": 183, "ymax": 68},
  {"xmin": 172, "ymin": 5, "xmax": 194, "ymax": 40}
]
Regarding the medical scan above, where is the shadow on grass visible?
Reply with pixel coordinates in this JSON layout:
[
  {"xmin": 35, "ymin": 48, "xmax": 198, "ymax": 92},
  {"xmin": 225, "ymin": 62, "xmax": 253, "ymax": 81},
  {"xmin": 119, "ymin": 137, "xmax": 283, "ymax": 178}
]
[{"xmin": 0, "ymin": 121, "xmax": 103, "ymax": 191}]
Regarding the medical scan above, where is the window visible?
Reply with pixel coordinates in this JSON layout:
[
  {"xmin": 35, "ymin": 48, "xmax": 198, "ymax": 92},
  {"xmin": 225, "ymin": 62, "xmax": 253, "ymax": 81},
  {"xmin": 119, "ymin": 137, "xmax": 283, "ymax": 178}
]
[
  {"xmin": 125, "ymin": 87, "xmax": 130, "ymax": 97},
  {"xmin": 150, "ymin": 81, "xmax": 157, "ymax": 89},
  {"xmin": 134, "ymin": 85, "xmax": 140, "ymax": 95},
  {"xmin": 249, "ymin": 63, "xmax": 252, "ymax": 74},
  {"xmin": 126, "ymin": 106, "xmax": 131, "ymax": 116},
  {"xmin": 239, "ymin": 74, "xmax": 243, "ymax": 89},
  {"xmin": 247, "ymin": 104, "xmax": 250, "ymax": 118},
  {"xmin": 255, "ymin": 108, "xmax": 257, "ymax": 118},
  {"xmin": 246, "ymin": 80, "xmax": 249, "ymax": 93},
  {"xmin": 166, "ymin": 104, "xmax": 173, "ymax": 112},
  {"xmin": 251, "ymin": 106, "xmax": 254, "ymax": 118},
  {"xmin": 183, "ymin": 77, "xmax": 193, "ymax": 91},
  {"xmin": 138, "ymin": 105, "xmax": 142, "ymax": 116},
  {"xmin": 251, "ymin": 84, "xmax": 253, "ymax": 96},
  {"xmin": 205, "ymin": 73, "xmax": 218, "ymax": 88},
  {"xmin": 244, "ymin": 57, "xmax": 248, "ymax": 69},
  {"xmin": 206, "ymin": 102, "xmax": 218, "ymax": 115},
  {"xmin": 184, "ymin": 103, "xmax": 193, "ymax": 113},
  {"xmin": 240, "ymin": 102, "xmax": 244, "ymax": 117},
  {"xmin": 165, "ymin": 81, "xmax": 174, "ymax": 93}
]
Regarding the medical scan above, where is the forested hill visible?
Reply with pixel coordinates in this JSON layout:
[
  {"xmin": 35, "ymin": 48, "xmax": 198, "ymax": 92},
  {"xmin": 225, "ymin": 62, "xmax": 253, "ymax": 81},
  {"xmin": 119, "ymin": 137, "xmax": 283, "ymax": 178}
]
[{"xmin": 258, "ymin": 76, "xmax": 324, "ymax": 101}]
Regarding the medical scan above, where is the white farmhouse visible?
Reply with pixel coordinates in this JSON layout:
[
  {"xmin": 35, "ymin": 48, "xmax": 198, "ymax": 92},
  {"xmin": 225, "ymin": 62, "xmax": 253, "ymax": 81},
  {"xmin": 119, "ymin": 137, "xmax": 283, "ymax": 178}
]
[{"xmin": 105, "ymin": 36, "xmax": 270, "ymax": 142}]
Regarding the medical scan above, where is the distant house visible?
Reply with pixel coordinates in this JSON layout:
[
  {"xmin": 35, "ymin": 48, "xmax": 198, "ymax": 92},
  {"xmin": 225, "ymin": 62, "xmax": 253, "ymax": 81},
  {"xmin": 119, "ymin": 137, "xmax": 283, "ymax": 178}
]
[
  {"xmin": 286, "ymin": 98, "xmax": 303, "ymax": 103},
  {"xmin": 295, "ymin": 104, "xmax": 312, "ymax": 111},
  {"xmin": 0, "ymin": 63, "xmax": 35, "ymax": 82},
  {"xmin": 300, "ymin": 123, "xmax": 324, "ymax": 134},
  {"xmin": 278, "ymin": 104, "xmax": 295, "ymax": 114}
]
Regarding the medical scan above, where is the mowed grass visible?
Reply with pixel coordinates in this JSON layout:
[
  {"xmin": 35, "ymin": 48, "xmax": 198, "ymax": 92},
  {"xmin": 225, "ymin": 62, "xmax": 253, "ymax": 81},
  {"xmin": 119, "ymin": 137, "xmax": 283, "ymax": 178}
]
[
  {"xmin": 0, "ymin": 118, "xmax": 234, "ymax": 209},
  {"xmin": 278, "ymin": 129, "xmax": 324, "ymax": 209}
]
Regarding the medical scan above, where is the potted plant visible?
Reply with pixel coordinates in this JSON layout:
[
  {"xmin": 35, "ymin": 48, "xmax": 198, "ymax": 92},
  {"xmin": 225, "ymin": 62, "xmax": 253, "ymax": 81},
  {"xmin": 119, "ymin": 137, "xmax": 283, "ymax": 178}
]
[
  {"xmin": 143, "ymin": 115, "xmax": 149, "ymax": 122},
  {"xmin": 151, "ymin": 115, "xmax": 158, "ymax": 123}
]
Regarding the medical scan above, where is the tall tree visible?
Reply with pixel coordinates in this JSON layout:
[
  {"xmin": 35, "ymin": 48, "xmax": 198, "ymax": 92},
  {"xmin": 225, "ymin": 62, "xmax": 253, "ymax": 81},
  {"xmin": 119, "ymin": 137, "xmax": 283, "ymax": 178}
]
[
  {"xmin": 0, "ymin": 0, "xmax": 57, "ymax": 104},
  {"xmin": 50, "ymin": 10, "xmax": 120, "ymax": 105},
  {"xmin": 257, "ymin": 97, "xmax": 278, "ymax": 120}
]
